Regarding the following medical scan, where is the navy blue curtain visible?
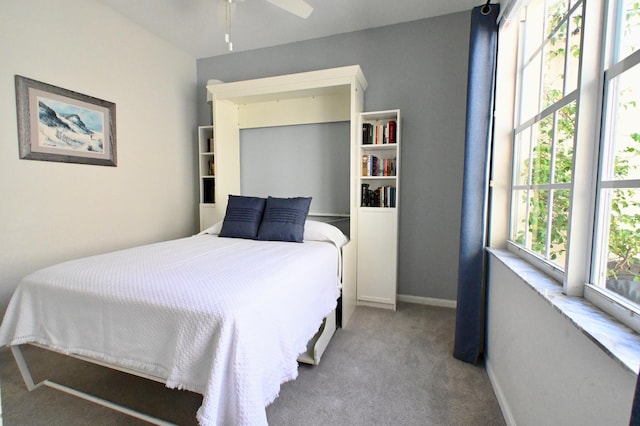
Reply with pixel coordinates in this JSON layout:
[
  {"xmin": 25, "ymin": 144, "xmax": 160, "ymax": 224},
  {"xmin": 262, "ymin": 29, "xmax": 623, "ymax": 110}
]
[
  {"xmin": 631, "ymin": 371, "xmax": 640, "ymax": 425},
  {"xmin": 453, "ymin": 3, "xmax": 500, "ymax": 364}
]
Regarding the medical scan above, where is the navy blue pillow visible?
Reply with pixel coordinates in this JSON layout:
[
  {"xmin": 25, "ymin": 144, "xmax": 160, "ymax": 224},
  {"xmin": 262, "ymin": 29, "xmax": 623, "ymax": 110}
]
[
  {"xmin": 219, "ymin": 195, "xmax": 266, "ymax": 239},
  {"xmin": 257, "ymin": 196, "xmax": 312, "ymax": 242}
]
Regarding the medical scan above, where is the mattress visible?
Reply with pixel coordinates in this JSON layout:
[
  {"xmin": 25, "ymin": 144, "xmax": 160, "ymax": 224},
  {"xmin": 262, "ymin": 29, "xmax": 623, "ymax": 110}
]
[{"xmin": 0, "ymin": 234, "xmax": 342, "ymax": 425}]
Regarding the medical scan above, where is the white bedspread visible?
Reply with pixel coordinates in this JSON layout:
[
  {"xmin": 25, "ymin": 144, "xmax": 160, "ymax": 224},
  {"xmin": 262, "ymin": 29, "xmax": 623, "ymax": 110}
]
[{"xmin": 0, "ymin": 235, "xmax": 341, "ymax": 425}]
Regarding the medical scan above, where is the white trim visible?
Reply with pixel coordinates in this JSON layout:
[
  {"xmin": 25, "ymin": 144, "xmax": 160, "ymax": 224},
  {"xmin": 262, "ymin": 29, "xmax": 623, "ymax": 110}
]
[
  {"xmin": 599, "ymin": 179, "xmax": 640, "ymax": 189},
  {"xmin": 584, "ymin": 284, "xmax": 640, "ymax": 332},
  {"xmin": 397, "ymin": 294, "xmax": 457, "ymax": 309},
  {"xmin": 506, "ymin": 241, "xmax": 564, "ymax": 282},
  {"xmin": 485, "ymin": 359, "xmax": 517, "ymax": 426}
]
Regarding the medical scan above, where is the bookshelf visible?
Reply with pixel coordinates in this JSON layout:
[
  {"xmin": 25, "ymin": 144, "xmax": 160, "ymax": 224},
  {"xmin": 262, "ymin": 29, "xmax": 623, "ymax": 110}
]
[
  {"xmin": 198, "ymin": 125, "xmax": 217, "ymax": 230},
  {"xmin": 356, "ymin": 110, "xmax": 400, "ymax": 310}
]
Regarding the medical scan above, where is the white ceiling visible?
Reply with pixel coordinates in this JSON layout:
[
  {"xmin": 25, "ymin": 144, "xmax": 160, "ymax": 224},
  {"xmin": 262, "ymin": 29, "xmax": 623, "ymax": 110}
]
[{"xmin": 98, "ymin": 0, "xmax": 485, "ymax": 59}]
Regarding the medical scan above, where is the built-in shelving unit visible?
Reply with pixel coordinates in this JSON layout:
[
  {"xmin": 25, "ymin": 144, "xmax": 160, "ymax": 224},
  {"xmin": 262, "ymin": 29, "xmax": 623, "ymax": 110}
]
[
  {"xmin": 198, "ymin": 125, "xmax": 217, "ymax": 230},
  {"xmin": 356, "ymin": 110, "xmax": 400, "ymax": 310},
  {"xmin": 206, "ymin": 65, "xmax": 367, "ymax": 327}
]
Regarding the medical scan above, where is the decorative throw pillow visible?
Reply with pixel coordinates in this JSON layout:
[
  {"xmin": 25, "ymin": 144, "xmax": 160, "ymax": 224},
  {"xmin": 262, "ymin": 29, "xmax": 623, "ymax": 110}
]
[
  {"xmin": 219, "ymin": 195, "xmax": 266, "ymax": 239},
  {"xmin": 257, "ymin": 196, "xmax": 312, "ymax": 242}
]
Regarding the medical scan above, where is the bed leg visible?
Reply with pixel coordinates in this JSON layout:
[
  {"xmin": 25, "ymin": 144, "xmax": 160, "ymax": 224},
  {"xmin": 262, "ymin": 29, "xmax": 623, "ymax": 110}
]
[
  {"xmin": 9, "ymin": 346, "xmax": 177, "ymax": 426},
  {"xmin": 10, "ymin": 346, "xmax": 39, "ymax": 391}
]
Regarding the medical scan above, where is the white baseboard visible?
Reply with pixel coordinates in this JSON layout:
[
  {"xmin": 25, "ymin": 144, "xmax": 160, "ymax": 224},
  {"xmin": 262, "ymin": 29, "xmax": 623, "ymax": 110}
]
[
  {"xmin": 485, "ymin": 358, "xmax": 516, "ymax": 426},
  {"xmin": 397, "ymin": 294, "xmax": 457, "ymax": 309}
]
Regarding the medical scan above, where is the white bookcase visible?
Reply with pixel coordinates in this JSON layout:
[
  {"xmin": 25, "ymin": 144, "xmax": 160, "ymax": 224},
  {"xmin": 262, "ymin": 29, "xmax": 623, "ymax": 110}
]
[
  {"xmin": 356, "ymin": 110, "xmax": 400, "ymax": 310},
  {"xmin": 198, "ymin": 125, "xmax": 217, "ymax": 230}
]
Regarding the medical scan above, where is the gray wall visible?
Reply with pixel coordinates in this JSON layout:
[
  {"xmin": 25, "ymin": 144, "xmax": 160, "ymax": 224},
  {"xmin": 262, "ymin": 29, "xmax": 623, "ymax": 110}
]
[
  {"xmin": 197, "ymin": 12, "xmax": 471, "ymax": 302},
  {"xmin": 240, "ymin": 122, "xmax": 350, "ymax": 216}
]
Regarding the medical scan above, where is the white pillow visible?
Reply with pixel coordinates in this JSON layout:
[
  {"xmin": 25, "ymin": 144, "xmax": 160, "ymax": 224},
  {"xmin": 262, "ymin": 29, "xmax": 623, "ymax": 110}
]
[
  {"xmin": 198, "ymin": 221, "xmax": 223, "ymax": 235},
  {"xmin": 199, "ymin": 219, "xmax": 349, "ymax": 249},
  {"xmin": 303, "ymin": 220, "xmax": 349, "ymax": 248}
]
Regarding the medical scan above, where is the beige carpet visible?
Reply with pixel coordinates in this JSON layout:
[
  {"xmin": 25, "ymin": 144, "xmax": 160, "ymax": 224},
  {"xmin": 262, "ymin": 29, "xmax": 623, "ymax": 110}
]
[{"xmin": 0, "ymin": 303, "xmax": 505, "ymax": 425}]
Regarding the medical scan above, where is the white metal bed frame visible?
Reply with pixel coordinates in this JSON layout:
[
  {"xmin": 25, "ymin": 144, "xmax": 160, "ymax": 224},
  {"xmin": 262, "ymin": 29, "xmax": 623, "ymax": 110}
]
[
  {"xmin": 5, "ymin": 217, "xmax": 345, "ymax": 424},
  {"xmin": 8, "ymin": 309, "xmax": 336, "ymax": 424},
  {"xmin": 10, "ymin": 344, "xmax": 176, "ymax": 425}
]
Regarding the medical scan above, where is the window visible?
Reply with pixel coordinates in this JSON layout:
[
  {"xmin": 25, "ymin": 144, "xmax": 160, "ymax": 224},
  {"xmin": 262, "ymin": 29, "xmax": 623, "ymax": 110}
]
[
  {"xmin": 588, "ymin": 1, "xmax": 640, "ymax": 320},
  {"xmin": 507, "ymin": 0, "xmax": 640, "ymax": 330},
  {"xmin": 509, "ymin": 0, "xmax": 583, "ymax": 278}
]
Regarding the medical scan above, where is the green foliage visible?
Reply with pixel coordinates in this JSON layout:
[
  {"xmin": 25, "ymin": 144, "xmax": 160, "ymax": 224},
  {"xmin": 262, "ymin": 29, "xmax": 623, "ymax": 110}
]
[{"xmin": 608, "ymin": 143, "xmax": 640, "ymax": 281}]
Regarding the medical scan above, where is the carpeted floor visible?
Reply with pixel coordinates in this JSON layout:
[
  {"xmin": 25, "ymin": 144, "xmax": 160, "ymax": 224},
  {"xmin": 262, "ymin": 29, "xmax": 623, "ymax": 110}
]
[{"xmin": 0, "ymin": 303, "xmax": 505, "ymax": 425}]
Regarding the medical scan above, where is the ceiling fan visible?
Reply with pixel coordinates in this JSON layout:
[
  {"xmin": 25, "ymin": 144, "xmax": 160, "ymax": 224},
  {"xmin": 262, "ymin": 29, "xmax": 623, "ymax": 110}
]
[
  {"xmin": 221, "ymin": 0, "xmax": 313, "ymax": 51},
  {"xmin": 265, "ymin": 0, "xmax": 313, "ymax": 19}
]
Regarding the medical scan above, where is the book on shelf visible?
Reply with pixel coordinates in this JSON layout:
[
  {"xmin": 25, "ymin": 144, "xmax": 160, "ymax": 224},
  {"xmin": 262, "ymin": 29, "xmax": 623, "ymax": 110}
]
[
  {"xmin": 361, "ymin": 120, "xmax": 397, "ymax": 145},
  {"xmin": 361, "ymin": 155, "xmax": 397, "ymax": 177},
  {"xmin": 360, "ymin": 184, "xmax": 396, "ymax": 208},
  {"xmin": 203, "ymin": 179, "xmax": 215, "ymax": 204},
  {"xmin": 362, "ymin": 123, "xmax": 372, "ymax": 145},
  {"xmin": 388, "ymin": 120, "xmax": 396, "ymax": 143},
  {"xmin": 361, "ymin": 183, "xmax": 370, "ymax": 207}
]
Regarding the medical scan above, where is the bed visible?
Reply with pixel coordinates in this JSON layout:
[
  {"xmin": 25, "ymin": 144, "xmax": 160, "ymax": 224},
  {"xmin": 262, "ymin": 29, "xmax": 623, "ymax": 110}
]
[{"xmin": 0, "ymin": 209, "xmax": 349, "ymax": 426}]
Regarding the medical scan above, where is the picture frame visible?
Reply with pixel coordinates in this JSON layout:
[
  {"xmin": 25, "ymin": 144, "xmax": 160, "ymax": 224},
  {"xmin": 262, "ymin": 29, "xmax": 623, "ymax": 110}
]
[{"xmin": 15, "ymin": 75, "xmax": 117, "ymax": 166}]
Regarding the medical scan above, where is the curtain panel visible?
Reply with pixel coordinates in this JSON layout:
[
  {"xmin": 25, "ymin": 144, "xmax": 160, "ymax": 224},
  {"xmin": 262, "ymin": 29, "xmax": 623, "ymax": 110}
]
[{"xmin": 453, "ymin": 2, "xmax": 500, "ymax": 364}]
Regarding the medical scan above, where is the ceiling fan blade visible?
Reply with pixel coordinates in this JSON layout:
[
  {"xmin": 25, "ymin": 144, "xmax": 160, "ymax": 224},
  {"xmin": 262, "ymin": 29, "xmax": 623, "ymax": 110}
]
[{"xmin": 265, "ymin": 0, "xmax": 313, "ymax": 19}]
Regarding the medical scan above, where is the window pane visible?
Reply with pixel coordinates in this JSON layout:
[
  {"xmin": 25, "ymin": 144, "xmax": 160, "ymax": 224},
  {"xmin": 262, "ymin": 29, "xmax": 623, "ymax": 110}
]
[
  {"xmin": 542, "ymin": 34, "xmax": 566, "ymax": 108},
  {"xmin": 546, "ymin": 0, "xmax": 569, "ymax": 37},
  {"xmin": 598, "ymin": 187, "xmax": 640, "ymax": 307},
  {"xmin": 520, "ymin": 53, "xmax": 542, "ymax": 123},
  {"xmin": 523, "ymin": 0, "xmax": 546, "ymax": 63},
  {"xmin": 616, "ymin": 0, "xmax": 640, "ymax": 61},
  {"xmin": 564, "ymin": 4, "xmax": 583, "ymax": 94},
  {"xmin": 514, "ymin": 127, "xmax": 532, "ymax": 185},
  {"xmin": 550, "ymin": 189, "xmax": 570, "ymax": 265},
  {"xmin": 528, "ymin": 189, "xmax": 549, "ymax": 256},
  {"xmin": 602, "ymin": 63, "xmax": 640, "ymax": 181},
  {"xmin": 554, "ymin": 101, "xmax": 576, "ymax": 183},
  {"xmin": 511, "ymin": 189, "xmax": 530, "ymax": 245},
  {"xmin": 532, "ymin": 114, "xmax": 554, "ymax": 185}
]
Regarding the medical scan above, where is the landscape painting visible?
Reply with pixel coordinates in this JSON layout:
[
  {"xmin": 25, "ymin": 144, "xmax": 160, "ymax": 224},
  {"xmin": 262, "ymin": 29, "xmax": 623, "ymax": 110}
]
[{"xmin": 15, "ymin": 75, "xmax": 117, "ymax": 166}]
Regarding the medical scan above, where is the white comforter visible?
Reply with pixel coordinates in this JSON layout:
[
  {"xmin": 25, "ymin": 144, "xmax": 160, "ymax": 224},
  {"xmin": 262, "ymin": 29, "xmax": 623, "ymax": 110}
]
[{"xmin": 0, "ymin": 235, "xmax": 341, "ymax": 425}]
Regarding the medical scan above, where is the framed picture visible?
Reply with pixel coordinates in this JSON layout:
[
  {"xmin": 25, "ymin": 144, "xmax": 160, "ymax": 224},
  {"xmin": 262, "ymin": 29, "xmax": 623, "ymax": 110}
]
[{"xmin": 15, "ymin": 75, "xmax": 116, "ymax": 166}]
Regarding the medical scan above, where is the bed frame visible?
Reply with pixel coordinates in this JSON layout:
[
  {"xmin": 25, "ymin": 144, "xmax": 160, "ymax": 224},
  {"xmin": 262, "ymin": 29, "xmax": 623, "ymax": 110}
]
[
  {"xmin": 7, "ymin": 220, "xmax": 346, "ymax": 422},
  {"xmin": 9, "ymin": 309, "xmax": 337, "ymax": 424},
  {"xmin": 11, "ymin": 344, "xmax": 177, "ymax": 425}
]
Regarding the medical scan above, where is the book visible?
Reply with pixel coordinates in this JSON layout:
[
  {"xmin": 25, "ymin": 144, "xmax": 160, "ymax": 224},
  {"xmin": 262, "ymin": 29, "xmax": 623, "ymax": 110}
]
[
  {"xmin": 362, "ymin": 155, "xmax": 370, "ymax": 176},
  {"xmin": 363, "ymin": 154, "xmax": 388, "ymax": 176},
  {"xmin": 359, "ymin": 185, "xmax": 396, "ymax": 208},
  {"xmin": 362, "ymin": 123, "xmax": 372, "ymax": 144},
  {"xmin": 203, "ymin": 179, "xmax": 215, "ymax": 203},
  {"xmin": 361, "ymin": 183, "xmax": 370, "ymax": 206},
  {"xmin": 388, "ymin": 120, "xmax": 396, "ymax": 143}
]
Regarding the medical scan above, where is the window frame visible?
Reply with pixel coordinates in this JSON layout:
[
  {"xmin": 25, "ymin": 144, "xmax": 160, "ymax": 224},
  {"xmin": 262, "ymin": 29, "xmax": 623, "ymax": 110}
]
[
  {"xmin": 503, "ymin": 0, "xmax": 640, "ymax": 331},
  {"xmin": 587, "ymin": 44, "xmax": 640, "ymax": 330},
  {"xmin": 507, "ymin": 0, "xmax": 593, "ymax": 295}
]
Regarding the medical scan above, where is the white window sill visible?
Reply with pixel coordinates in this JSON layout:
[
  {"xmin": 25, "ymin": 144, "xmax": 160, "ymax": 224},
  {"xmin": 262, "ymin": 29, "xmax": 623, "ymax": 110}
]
[{"xmin": 488, "ymin": 248, "xmax": 640, "ymax": 375}]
